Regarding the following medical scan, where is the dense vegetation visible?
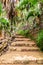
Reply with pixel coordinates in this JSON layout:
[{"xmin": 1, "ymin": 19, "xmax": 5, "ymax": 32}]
[
  {"xmin": 17, "ymin": 0, "xmax": 43, "ymax": 51},
  {"xmin": 0, "ymin": 0, "xmax": 43, "ymax": 51},
  {"xmin": 36, "ymin": 30, "xmax": 43, "ymax": 51},
  {"xmin": 0, "ymin": 2, "xmax": 10, "ymax": 38}
]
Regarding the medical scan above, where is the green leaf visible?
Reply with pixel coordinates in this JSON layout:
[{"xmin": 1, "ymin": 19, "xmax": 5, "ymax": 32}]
[{"xmin": 0, "ymin": 2, "xmax": 3, "ymax": 15}]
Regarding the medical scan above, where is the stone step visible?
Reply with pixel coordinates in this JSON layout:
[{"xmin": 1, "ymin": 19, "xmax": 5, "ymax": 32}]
[
  {"xmin": 15, "ymin": 34, "xmax": 25, "ymax": 38},
  {"xmin": 9, "ymin": 46, "xmax": 39, "ymax": 51},
  {"xmin": 15, "ymin": 38, "xmax": 31, "ymax": 41},
  {"xmin": 0, "ymin": 51, "xmax": 43, "ymax": 64},
  {"xmin": 11, "ymin": 41, "xmax": 36, "ymax": 47},
  {"xmin": 15, "ymin": 36, "xmax": 25, "ymax": 38},
  {"xmin": 0, "ymin": 34, "xmax": 43, "ymax": 65},
  {"xmin": 0, "ymin": 64, "xmax": 43, "ymax": 65}
]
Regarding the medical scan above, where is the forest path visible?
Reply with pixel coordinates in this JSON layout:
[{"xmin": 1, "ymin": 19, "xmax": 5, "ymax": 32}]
[{"xmin": 0, "ymin": 34, "xmax": 43, "ymax": 65}]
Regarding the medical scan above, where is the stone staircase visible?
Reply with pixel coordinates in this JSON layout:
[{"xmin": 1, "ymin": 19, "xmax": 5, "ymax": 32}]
[{"xmin": 0, "ymin": 34, "xmax": 43, "ymax": 65}]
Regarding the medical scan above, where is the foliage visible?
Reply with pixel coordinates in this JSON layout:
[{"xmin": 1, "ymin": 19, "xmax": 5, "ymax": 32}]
[
  {"xmin": 0, "ymin": 2, "xmax": 10, "ymax": 36},
  {"xmin": 17, "ymin": 0, "xmax": 43, "ymax": 20},
  {"xmin": 0, "ymin": 2, "xmax": 10, "ymax": 30},
  {"xmin": 0, "ymin": 2, "xmax": 3, "ymax": 15},
  {"xmin": 18, "ymin": 0, "xmax": 38, "ymax": 10},
  {"xmin": 36, "ymin": 30, "xmax": 43, "ymax": 51},
  {"xmin": 15, "ymin": 0, "xmax": 43, "ymax": 36},
  {"xmin": 0, "ymin": 18, "xmax": 10, "ymax": 30},
  {"xmin": 26, "ymin": 3, "xmax": 42, "ymax": 20},
  {"xmin": 18, "ymin": 29, "xmax": 34, "ymax": 40}
]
